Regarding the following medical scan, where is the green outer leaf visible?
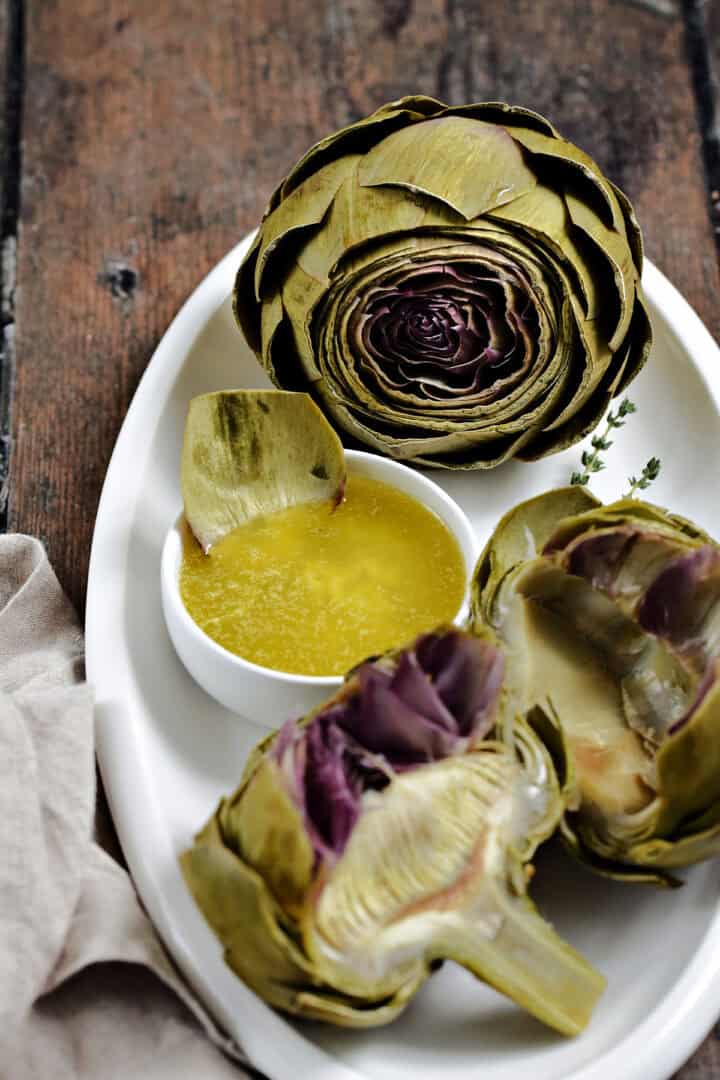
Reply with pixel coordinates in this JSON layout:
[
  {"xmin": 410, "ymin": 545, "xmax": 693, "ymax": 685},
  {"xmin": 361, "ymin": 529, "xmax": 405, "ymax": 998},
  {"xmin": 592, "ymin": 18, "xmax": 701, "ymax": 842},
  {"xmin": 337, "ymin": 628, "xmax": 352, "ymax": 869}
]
[
  {"xmin": 613, "ymin": 285, "xmax": 653, "ymax": 396},
  {"xmin": 446, "ymin": 100, "xmax": 560, "ymax": 137},
  {"xmin": 272, "ymin": 97, "xmax": 446, "ymax": 209},
  {"xmin": 488, "ymin": 184, "xmax": 597, "ymax": 319},
  {"xmin": 655, "ymin": 669, "xmax": 720, "ymax": 835},
  {"xmin": 564, "ymin": 191, "xmax": 636, "ymax": 351},
  {"xmin": 542, "ymin": 497, "xmax": 713, "ymax": 554},
  {"xmin": 233, "ymin": 231, "xmax": 263, "ymax": 353},
  {"xmin": 519, "ymin": 288, "xmax": 652, "ymax": 459},
  {"xmin": 295, "ymin": 170, "xmax": 463, "ymax": 286},
  {"xmin": 180, "ymin": 815, "xmax": 423, "ymax": 1027},
  {"xmin": 180, "ymin": 815, "xmax": 315, "ymax": 997},
  {"xmin": 559, "ymin": 816, "xmax": 681, "ymax": 887},
  {"xmin": 278, "ymin": 264, "xmax": 326, "ymax": 378},
  {"xmin": 181, "ymin": 390, "xmax": 345, "ymax": 552},
  {"xmin": 254, "ymin": 155, "xmax": 362, "ymax": 298},
  {"xmin": 356, "ymin": 117, "xmax": 537, "ymax": 221},
  {"xmin": 508, "ymin": 127, "xmax": 626, "ymax": 235},
  {"xmin": 609, "ymin": 179, "xmax": 644, "ymax": 270},
  {"xmin": 225, "ymin": 757, "xmax": 314, "ymax": 914},
  {"xmin": 471, "ymin": 486, "xmax": 601, "ymax": 625}
]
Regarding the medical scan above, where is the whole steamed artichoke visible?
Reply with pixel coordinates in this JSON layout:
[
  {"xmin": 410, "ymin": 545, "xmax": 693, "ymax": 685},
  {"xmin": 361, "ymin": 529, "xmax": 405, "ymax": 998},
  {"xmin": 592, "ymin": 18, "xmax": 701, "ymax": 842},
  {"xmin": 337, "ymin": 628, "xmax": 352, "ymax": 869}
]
[
  {"xmin": 234, "ymin": 96, "xmax": 652, "ymax": 469},
  {"xmin": 472, "ymin": 488, "xmax": 720, "ymax": 885},
  {"xmin": 181, "ymin": 628, "xmax": 604, "ymax": 1034}
]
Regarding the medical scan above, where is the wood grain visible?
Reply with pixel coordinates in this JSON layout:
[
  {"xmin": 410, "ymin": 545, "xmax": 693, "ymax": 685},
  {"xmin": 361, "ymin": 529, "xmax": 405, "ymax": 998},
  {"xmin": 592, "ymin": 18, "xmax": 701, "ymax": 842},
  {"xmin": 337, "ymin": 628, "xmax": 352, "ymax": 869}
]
[
  {"xmin": 6, "ymin": 1, "xmax": 720, "ymax": 1072},
  {"xmin": 0, "ymin": 0, "xmax": 19, "ymax": 520},
  {"xmin": 705, "ymin": 0, "xmax": 720, "ymax": 240}
]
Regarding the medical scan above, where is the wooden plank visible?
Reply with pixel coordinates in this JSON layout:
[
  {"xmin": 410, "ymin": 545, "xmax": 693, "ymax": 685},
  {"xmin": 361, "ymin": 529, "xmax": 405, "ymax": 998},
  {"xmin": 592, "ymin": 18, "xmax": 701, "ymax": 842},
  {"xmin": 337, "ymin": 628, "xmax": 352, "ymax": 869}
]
[
  {"xmin": 704, "ymin": 0, "xmax": 720, "ymax": 243},
  {"xmin": 0, "ymin": 0, "xmax": 19, "ymax": 522},
  {"xmin": 683, "ymin": 0, "xmax": 720, "ymax": 258}
]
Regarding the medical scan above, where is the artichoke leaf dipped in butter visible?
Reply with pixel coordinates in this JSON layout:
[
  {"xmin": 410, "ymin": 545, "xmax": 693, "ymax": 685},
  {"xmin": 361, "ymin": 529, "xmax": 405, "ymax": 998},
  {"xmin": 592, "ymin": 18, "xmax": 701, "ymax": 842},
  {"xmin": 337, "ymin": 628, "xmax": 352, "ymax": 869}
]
[{"xmin": 181, "ymin": 389, "xmax": 346, "ymax": 553}]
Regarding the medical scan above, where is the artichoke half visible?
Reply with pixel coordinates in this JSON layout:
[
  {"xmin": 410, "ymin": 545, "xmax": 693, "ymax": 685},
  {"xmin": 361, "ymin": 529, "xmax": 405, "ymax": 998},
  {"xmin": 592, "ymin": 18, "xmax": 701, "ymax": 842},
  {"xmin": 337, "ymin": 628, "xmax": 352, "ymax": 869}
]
[
  {"xmin": 472, "ymin": 488, "xmax": 720, "ymax": 884},
  {"xmin": 234, "ymin": 96, "xmax": 651, "ymax": 469},
  {"xmin": 182, "ymin": 628, "xmax": 604, "ymax": 1034}
]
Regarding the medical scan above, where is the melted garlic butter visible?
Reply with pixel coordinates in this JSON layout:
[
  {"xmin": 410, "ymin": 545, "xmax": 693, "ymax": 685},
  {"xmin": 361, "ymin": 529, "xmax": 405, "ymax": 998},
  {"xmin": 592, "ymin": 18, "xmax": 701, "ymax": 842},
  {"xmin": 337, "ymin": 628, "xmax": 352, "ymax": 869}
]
[{"xmin": 180, "ymin": 473, "xmax": 466, "ymax": 676}]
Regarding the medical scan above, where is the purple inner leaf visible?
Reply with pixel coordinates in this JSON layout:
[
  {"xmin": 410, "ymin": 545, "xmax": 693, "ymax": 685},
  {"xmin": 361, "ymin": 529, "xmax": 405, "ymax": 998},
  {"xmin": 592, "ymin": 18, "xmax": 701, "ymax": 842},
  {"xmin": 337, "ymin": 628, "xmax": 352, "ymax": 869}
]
[
  {"xmin": 274, "ymin": 629, "xmax": 504, "ymax": 860},
  {"xmin": 564, "ymin": 529, "xmax": 637, "ymax": 591},
  {"xmin": 550, "ymin": 528, "xmax": 720, "ymax": 739},
  {"xmin": 349, "ymin": 260, "xmax": 540, "ymax": 404},
  {"xmin": 637, "ymin": 546, "xmax": 720, "ymax": 651}
]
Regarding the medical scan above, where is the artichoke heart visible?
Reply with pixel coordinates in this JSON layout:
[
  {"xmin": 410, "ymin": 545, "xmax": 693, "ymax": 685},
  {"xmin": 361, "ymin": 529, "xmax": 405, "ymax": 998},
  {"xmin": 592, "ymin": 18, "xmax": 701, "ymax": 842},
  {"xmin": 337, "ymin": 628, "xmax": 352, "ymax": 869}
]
[
  {"xmin": 234, "ymin": 97, "xmax": 651, "ymax": 469},
  {"xmin": 471, "ymin": 487, "xmax": 720, "ymax": 884},
  {"xmin": 181, "ymin": 627, "xmax": 604, "ymax": 1033}
]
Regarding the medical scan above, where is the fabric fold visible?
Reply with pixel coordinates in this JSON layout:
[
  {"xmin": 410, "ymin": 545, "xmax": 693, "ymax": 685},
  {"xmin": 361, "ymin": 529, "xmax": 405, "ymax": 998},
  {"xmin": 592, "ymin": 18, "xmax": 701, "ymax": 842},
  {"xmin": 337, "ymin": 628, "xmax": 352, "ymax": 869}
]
[{"xmin": 0, "ymin": 536, "xmax": 252, "ymax": 1080}]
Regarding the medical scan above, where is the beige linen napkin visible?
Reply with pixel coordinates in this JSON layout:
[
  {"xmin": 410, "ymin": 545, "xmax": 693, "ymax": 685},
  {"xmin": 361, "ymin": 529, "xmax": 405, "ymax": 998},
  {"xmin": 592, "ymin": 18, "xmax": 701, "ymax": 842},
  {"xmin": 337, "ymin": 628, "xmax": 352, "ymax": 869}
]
[{"xmin": 0, "ymin": 535, "xmax": 255, "ymax": 1080}]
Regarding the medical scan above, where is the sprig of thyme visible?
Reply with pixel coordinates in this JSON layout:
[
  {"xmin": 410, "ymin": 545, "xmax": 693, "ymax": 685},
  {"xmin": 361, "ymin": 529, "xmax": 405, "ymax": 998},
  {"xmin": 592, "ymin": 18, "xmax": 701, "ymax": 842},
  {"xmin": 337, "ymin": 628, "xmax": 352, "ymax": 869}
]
[
  {"xmin": 570, "ymin": 398, "xmax": 637, "ymax": 486},
  {"xmin": 624, "ymin": 456, "xmax": 662, "ymax": 498}
]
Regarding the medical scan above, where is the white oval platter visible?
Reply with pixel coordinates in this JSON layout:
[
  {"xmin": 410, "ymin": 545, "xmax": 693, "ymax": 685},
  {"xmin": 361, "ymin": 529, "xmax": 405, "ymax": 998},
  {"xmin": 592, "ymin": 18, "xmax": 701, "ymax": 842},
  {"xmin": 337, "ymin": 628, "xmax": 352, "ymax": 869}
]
[{"xmin": 87, "ymin": 233, "xmax": 720, "ymax": 1080}]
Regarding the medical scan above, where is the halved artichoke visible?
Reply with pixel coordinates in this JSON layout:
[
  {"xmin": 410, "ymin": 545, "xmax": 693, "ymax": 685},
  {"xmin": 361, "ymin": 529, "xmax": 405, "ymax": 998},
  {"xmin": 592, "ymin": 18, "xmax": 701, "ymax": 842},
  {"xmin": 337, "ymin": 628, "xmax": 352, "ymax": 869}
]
[
  {"xmin": 234, "ymin": 96, "xmax": 651, "ymax": 468},
  {"xmin": 471, "ymin": 488, "xmax": 720, "ymax": 884},
  {"xmin": 181, "ymin": 627, "xmax": 604, "ymax": 1033}
]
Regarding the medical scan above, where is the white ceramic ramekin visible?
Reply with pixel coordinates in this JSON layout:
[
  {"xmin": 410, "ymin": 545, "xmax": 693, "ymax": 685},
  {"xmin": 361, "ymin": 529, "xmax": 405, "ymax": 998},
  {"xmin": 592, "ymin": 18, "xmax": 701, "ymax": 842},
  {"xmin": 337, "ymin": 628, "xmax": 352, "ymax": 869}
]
[{"xmin": 161, "ymin": 449, "xmax": 479, "ymax": 725}]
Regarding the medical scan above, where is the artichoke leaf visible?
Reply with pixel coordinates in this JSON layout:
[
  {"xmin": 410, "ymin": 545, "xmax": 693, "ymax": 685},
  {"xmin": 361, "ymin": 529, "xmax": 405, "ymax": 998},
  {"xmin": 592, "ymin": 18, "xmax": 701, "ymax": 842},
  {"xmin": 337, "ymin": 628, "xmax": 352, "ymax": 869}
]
[
  {"xmin": 279, "ymin": 266, "xmax": 328, "ymax": 380},
  {"xmin": 471, "ymin": 485, "xmax": 600, "ymax": 622},
  {"xmin": 181, "ymin": 389, "xmax": 345, "ymax": 552},
  {"xmin": 559, "ymin": 816, "xmax": 681, "ymax": 888},
  {"xmin": 226, "ymin": 757, "xmax": 314, "ymax": 915},
  {"xmin": 296, "ymin": 175, "xmax": 463, "ymax": 287},
  {"xmin": 233, "ymin": 232, "xmax": 263, "ymax": 353},
  {"xmin": 272, "ymin": 97, "xmax": 446, "ymax": 210},
  {"xmin": 609, "ymin": 179, "xmax": 644, "ymax": 269},
  {"xmin": 508, "ymin": 127, "xmax": 627, "ymax": 236},
  {"xmin": 613, "ymin": 286, "xmax": 653, "ymax": 394},
  {"xmin": 655, "ymin": 667, "xmax": 720, "ymax": 835},
  {"xmin": 564, "ymin": 191, "xmax": 637, "ymax": 351},
  {"xmin": 255, "ymin": 155, "xmax": 363, "ymax": 298},
  {"xmin": 488, "ymin": 184, "xmax": 597, "ymax": 320},
  {"xmin": 259, "ymin": 289, "xmax": 285, "ymax": 368},
  {"xmin": 180, "ymin": 816, "xmax": 316, "ymax": 996},
  {"xmin": 357, "ymin": 117, "xmax": 538, "ymax": 221},
  {"xmin": 448, "ymin": 100, "xmax": 560, "ymax": 138}
]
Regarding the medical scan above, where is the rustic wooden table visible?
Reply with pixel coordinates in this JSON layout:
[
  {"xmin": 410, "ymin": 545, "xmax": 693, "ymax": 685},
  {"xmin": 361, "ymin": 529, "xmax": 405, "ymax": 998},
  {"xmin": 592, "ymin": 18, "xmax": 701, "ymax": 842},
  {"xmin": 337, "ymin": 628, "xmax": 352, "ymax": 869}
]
[{"xmin": 1, "ymin": 0, "xmax": 718, "ymax": 1075}]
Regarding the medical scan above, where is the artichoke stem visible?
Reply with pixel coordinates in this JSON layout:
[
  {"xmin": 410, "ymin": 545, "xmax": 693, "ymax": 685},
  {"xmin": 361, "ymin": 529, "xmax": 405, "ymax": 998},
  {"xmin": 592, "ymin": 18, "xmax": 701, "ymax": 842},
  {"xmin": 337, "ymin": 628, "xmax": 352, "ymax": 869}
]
[{"xmin": 434, "ymin": 890, "xmax": 605, "ymax": 1037}]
